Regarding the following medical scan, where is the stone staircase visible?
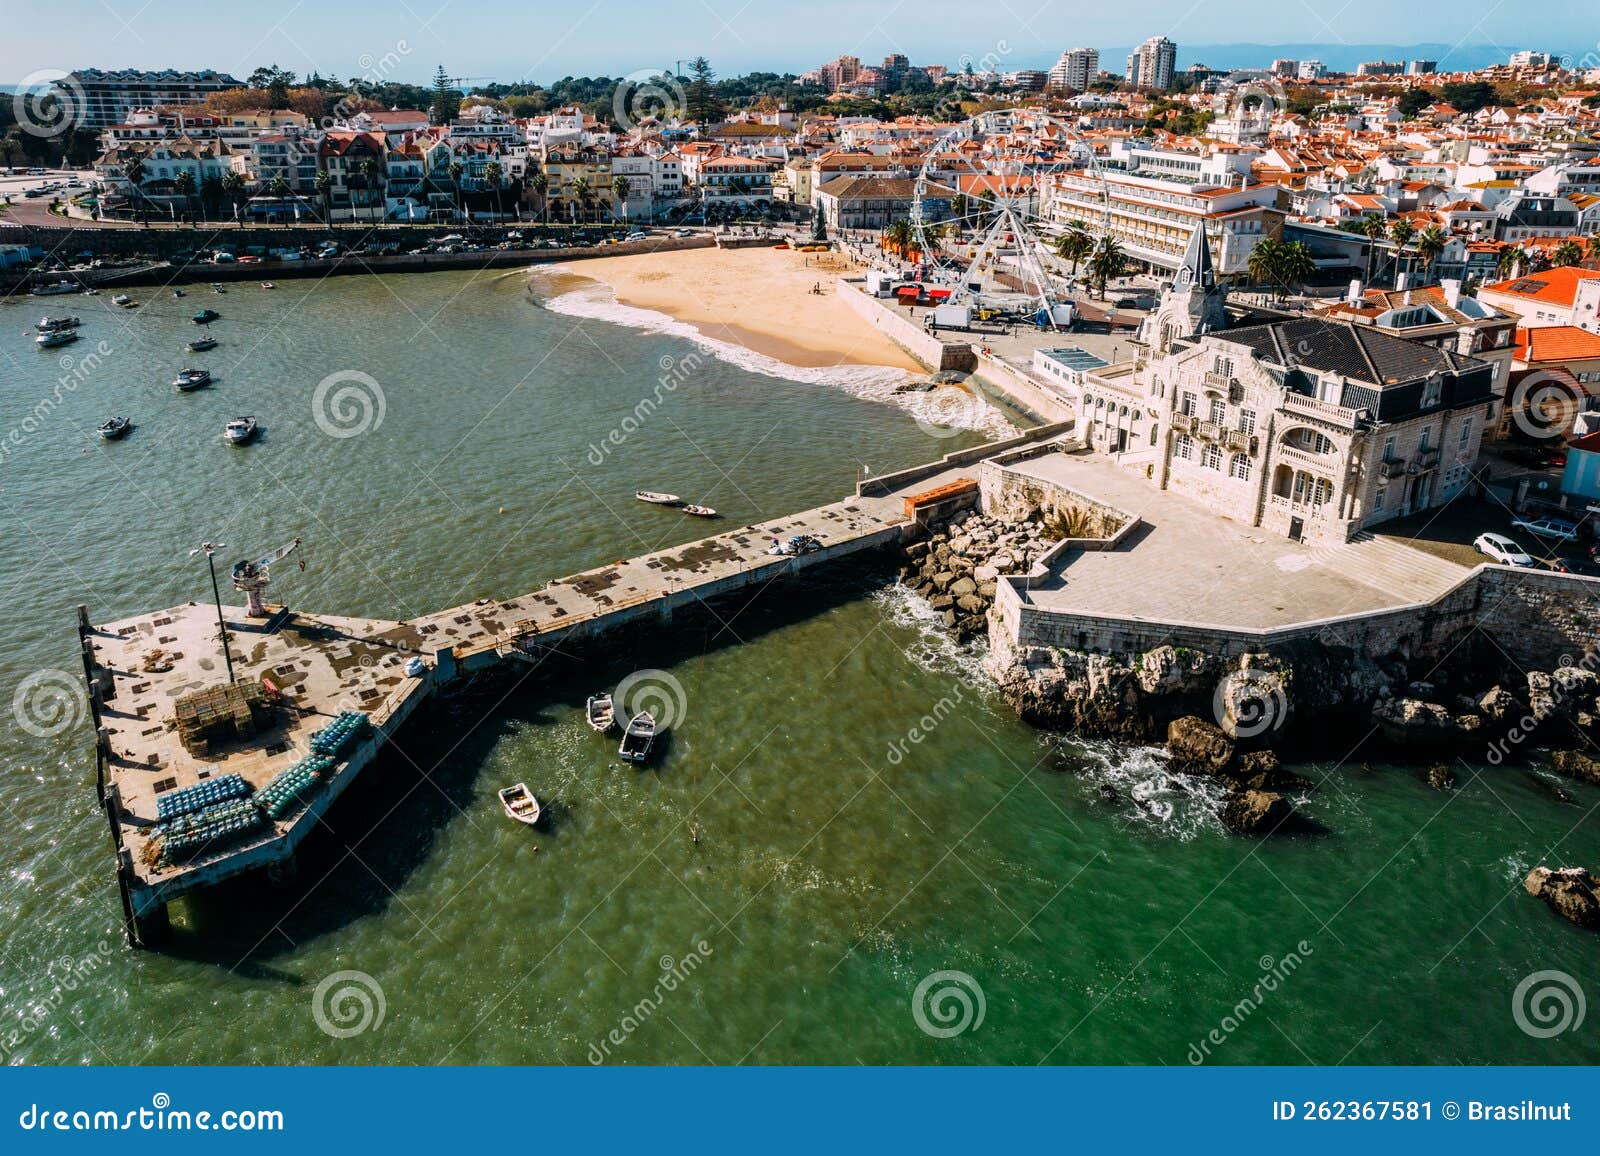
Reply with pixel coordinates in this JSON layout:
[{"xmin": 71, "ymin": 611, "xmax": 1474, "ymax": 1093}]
[{"xmin": 1309, "ymin": 531, "xmax": 1472, "ymax": 605}]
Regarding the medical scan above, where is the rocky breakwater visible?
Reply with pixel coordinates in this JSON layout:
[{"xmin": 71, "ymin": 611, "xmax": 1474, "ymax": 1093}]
[
  {"xmin": 1165, "ymin": 715, "xmax": 1318, "ymax": 836},
  {"xmin": 899, "ymin": 507, "xmax": 1054, "ymax": 644},
  {"xmin": 1524, "ymin": 866, "xmax": 1600, "ymax": 931}
]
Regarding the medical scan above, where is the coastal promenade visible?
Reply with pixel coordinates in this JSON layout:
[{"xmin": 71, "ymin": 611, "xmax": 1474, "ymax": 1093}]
[{"xmin": 80, "ymin": 428, "xmax": 1062, "ymax": 946}]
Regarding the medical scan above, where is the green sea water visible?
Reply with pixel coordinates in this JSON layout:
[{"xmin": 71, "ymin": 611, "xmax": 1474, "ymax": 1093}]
[{"xmin": 1, "ymin": 268, "xmax": 1597, "ymax": 1065}]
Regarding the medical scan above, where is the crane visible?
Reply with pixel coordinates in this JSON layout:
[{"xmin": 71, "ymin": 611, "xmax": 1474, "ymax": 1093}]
[
  {"xmin": 442, "ymin": 75, "xmax": 495, "ymax": 89},
  {"xmin": 231, "ymin": 537, "xmax": 301, "ymax": 617}
]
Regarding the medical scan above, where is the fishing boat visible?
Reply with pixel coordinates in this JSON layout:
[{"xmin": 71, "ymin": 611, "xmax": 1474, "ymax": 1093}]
[
  {"xmin": 634, "ymin": 490, "xmax": 682, "ymax": 506},
  {"xmin": 497, "ymin": 783, "xmax": 542, "ymax": 826},
  {"xmin": 586, "ymin": 693, "xmax": 616, "ymax": 733},
  {"xmin": 96, "ymin": 417, "xmax": 131, "ymax": 440},
  {"xmin": 36, "ymin": 330, "xmax": 78, "ymax": 348},
  {"xmin": 35, "ymin": 316, "xmax": 81, "ymax": 333},
  {"xmin": 31, "ymin": 280, "xmax": 79, "ymax": 296},
  {"xmin": 192, "ymin": 308, "xmax": 219, "ymax": 324},
  {"xmin": 223, "ymin": 416, "xmax": 258, "ymax": 445},
  {"xmin": 618, "ymin": 711, "xmax": 657, "ymax": 763},
  {"xmin": 187, "ymin": 336, "xmax": 218, "ymax": 352},
  {"xmin": 111, "ymin": 294, "xmax": 131, "ymax": 306},
  {"xmin": 173, "ymin": 368, "xmax": 212, "ymax": 392},
  {"xmin": 682, "ymin": 504, "xmax": 718, "ymax": 518}
]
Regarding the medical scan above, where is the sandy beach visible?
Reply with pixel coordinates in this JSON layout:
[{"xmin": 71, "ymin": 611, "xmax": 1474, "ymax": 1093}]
[{"xmin": 552, "ymin": 244, "xmax": 926, "ymax": 374}]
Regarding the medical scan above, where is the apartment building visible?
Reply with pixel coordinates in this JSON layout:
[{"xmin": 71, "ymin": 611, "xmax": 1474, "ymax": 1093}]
[
  {"xmin": 1043, "ymin": 145, "xmax": 1281, "ymax": 276},
  {"xmin": 1478, "ymin": 268, "xmax": 1600, "ymax": 333},
  {"xmin": 1048, "ymin": 49, "xmax": 1099, "ymax": 93},
  {"xmin": 61, "ymin": 68, "xmax": 241, "ymax": 129},
  {"xmin": 1125, "ymin": 37, "xmax": 1177, "ymax": 90}
]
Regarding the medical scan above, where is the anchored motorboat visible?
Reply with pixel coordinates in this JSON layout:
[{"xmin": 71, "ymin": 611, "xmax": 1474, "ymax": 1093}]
[
  {"xmin": 192, "ymin": 308, "xmax": 219, "ymax": 324},
  {"xmin": 173, "ymin": 368, "xmax": 213, "ymax": 391},
  {"xmin": 96, "ymin": 417, "xmax": 131, "ymax": 440},
  {"xmin": 498, "ymin": 783, "xmax": 542, "ymax": 826},
  {"xmin": 586, "ymin": 693, "xmax": 616, "ymax": 732},
  {"xmin": 36, "ymin": 329, "xmax": 78, "ymax": 348},
  {"xmin": 682, "ymin": 504, "xmax": 718, "ymax": 518},
  {"xmin": 35, "ymin": 316, "xmax": 81, "ymax": 333},
  {"xmin": 31, "ymin": 280, "xmax": 80, "ymax": 296},
  {"xmin": 635, "ymin": 490, "xmax": 682, "ymax": 506},
  {"xmin": 223, "ymin": 416, "xmax": 258, "ymax": 445},
  {"xmin": 618, "ymin": 711, "xmax": 657, "ymax": 763},
  {"xmin": 187, "ymin": 336, "xmax": 218, "ymax": 352},
  {"xmin": 211, "ymin": 283, "xmax": 227, "ymax": 293}
]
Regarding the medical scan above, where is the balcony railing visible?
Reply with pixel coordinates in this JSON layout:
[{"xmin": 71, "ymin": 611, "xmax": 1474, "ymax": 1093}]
[
  {"xmin": 1282, "ymin": 391, "xmax": 1359, "ymax": 428},
  {"xmin": 1408, "ymin": 448, "xmax": 1442, "ymax": 475}
]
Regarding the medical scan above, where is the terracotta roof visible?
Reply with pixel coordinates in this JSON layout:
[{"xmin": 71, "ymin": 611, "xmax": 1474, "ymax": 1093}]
[
  {"xmin": 1513, "ymin": 325, "xmax": 1600, "ymax": 364},
  {"xmin": 1483, "ymin": 267, "xmax": 1600, "ymax": 305}
]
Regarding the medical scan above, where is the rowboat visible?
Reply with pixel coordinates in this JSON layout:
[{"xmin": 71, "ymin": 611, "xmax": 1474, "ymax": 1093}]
[
  {"xmin": 96, "ymin": 417, "xmax": 131, "ymax": 440},
  {"xmin": 618, "ymin": 711, "xmax": 657, "ymax": 763},
  {"xmin": 586, "ymin": 693, "xmax": 615, "ymax": 732},
  {"xmin": 498, "ymin": 782, "xmax": 542, "ymax": 826},
  {"xmin": 635, "ymin": 490, "xmax": 682, "ymax": 506},
  {"xmin": 682, "ymin": 504, "xmax": 718, "ymax": 518}
]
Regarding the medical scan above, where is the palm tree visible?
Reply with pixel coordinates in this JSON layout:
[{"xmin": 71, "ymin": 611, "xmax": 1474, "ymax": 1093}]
[
  {"xmin": 122, "ymin": 153, "xmax": 147, "ymax": 221},
  {"xmin": 314, "ymin": 169, "xmax": 333, "ymax": 224},
  {"xmin": 529, "ymin": 169, "xmax": 549, "ymax": 225},
  {"xmin": 1414, "ymin": 225, "xmax": 1447, "ymax": 282},
  {"xmin": 1388, "ymin": 218, "xmax": 1416, "ymax": 283},
  {"xmin": 173, "ymin": 170, "xmax": 197, "ymax": 221},
  {"xmin": 610, "ymin": 173, "xmax": 629, "ymax": 222},
  {"xmin": 1086, "ymin": 235, "xmax": 1127, "ymax": 299},
  {"xmin": 1360, "ymin": 214, "xmax": 1387, "ymax": 284},
  {"xmin": 200, "ymin": 175, "xmax": 222, "ymax": 220},
  {"xmin": 1276, "ymin": 240, "xmax": 1315, "ymax": 295},
  {"xmin": 883, "ymin": 219, "xmax": 914, "ymax": 257},
  {"xmin": 485, "ymin": 160, "xmax": 504, "ymax": 219},
  {"xmin": 269, "ymin": 176, "xmax": 291, "ymax": 226},
  {"xmin": 1551, "ymin": 238, "xmax": 1586, "ymax": 268},
  {"xmin": 1054, "ymin": 221, "xmax": 1094, "ymax": 277},
  {"xmin": 359, "ymin": 157, "xmax": 382, "ymax": 224},
  {"xmin": 221, "ymin": 170, "xmax": 245, "ymax": 221},
  {"xmin": 447, "ymin": 160, "xmax": 464, "ymax": 220},
  {"xmin": 1247, "ymin": 236, "xmax": 1282, "ymax": 290},
  {"xmin": 1497, "ymin": 245, "xmax": 1526, "ymax": 280},
  {"xmin": 572, "ymin": 175, "xmax": 591, "ymax": 223}
]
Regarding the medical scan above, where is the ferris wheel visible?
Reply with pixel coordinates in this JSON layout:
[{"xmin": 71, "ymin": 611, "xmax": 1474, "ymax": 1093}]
[{"xmin": 910, "ymin": 111, "xmax": 1110, "ymax": 328}]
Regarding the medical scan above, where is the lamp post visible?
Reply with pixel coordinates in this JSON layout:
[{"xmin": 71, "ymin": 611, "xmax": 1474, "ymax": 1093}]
[{"xmin": 189, "ymin": 540, "xmax": 234, "ymax": 682}]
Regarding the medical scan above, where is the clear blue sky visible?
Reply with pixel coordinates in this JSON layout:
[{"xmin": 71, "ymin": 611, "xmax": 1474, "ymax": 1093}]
[{"xmin": 1, "ymin": 0, "xmax": 1582, "ymax": 85}]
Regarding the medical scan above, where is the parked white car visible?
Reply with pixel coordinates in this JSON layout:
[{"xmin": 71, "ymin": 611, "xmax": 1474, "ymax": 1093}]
[
  {"xmin": 1473, "ymin": 533, "xmax": 1536, "ymax": 567},
  {"xmin": 1509, "ymin": 515, "xmax": 1579, "ymax": 543}
]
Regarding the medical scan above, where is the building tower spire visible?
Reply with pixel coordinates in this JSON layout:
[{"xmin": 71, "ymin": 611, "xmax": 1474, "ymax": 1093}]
[{"xmin": 1143, "ymin": 226, "xmax": 1229, "ymax": 353}]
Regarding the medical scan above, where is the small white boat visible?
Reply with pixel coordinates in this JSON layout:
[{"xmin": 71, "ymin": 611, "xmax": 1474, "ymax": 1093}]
[
  {"xmin": 36, "ymin": 330, "xmax": 78, "ymax": 348},
  {"xmin": 173, "ymin": 289, "xmax": 186, "ymax": 298},
  {"xmin": 96, "ymin": 417, "xmax": 131, "ymax": 440},
  {"xmin": 619, "ymin": 711, "xmax": 657, "ymax": 763},
  {"xmin": 173, "ymin": 368, "xmax": 212, "ymax": 391},
  {"xmin": 211, "ymin": 283, "xmax": 227, "ymax": 293},
  {"xmin": 683, "ymin": 504, "xmax": 718, "ymax": 518},
  {"xmin": 498, "ymin": 782, "xmax": 542, "ymax": 826},
  {"xmin": 31, "ymin": 280, "xmax": 80, "ymax": 296},
  {"xmin": 586, "ymin": 693, "xmax": 615, "ymax": 732},
  {"xmin": 224, "ymin": 416, "xmax": 258, "ymax": 444},
  {"xmin": 111, "ymin": 293, "xmax": 131, "ymax": 306},
  {"xmin": 187, "ymin": 336, "xmax": 218, "ymax": 352},
  {"xmin": 260, "ymin": 281, "xmax": 276, "ymax": 290},
  {"xmin": 635, "ymin": 490, "xmax": 682, "ymax": 506}
]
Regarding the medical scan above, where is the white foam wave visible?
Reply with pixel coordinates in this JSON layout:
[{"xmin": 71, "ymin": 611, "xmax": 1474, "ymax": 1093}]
[
  {"xmin": 1063, "ymin": 737, "xmax": 1228, "ymax": 842},
  {"xmin": 871, "ymin": 581, "xmax": 993, "ymax": 686},
  {"xmin": 535, "ymin": 277, "xmax": 1012, "ymax": 437}
]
